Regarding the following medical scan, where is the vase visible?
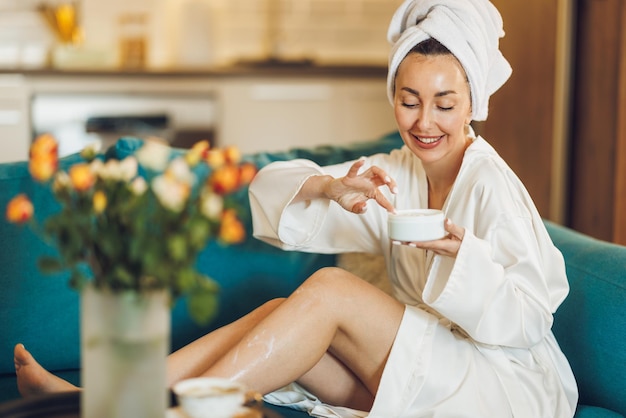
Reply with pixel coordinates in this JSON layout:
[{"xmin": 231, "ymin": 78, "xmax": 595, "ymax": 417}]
[{"xmin": 80, "ymin": 284, "xmax": 170, "ymax": 418}]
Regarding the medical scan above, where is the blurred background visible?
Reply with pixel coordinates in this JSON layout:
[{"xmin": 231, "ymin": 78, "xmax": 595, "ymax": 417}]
[
  {"xmin": 0, "ymin": 0, "xmax": 624, "ymax": 244},
  {"xmin": 0, "ymin": 0, "xmax": 401, "ymax": 69}
]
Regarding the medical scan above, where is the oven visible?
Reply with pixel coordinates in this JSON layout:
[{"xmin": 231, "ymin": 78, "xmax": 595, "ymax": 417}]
[{"xmin": 30, "ymin": 92, "xmax": 218, "ymax": 157}]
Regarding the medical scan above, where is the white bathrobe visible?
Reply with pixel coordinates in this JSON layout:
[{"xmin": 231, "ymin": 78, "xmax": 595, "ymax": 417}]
[{"xmin": 249, "ymin": 137, "xmax": 578, "ymax": 418}]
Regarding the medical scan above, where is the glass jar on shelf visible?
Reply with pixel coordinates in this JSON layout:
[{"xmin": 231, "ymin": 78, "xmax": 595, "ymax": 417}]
[{"xmin": 118, "ymin": 12, "xmax": 148, "ymax": 69}]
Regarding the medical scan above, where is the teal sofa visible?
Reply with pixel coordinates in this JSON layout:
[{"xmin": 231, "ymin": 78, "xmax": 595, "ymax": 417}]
[{"xmin": 0, "ymin": 131, "xmax": 624, "ymax": 418}]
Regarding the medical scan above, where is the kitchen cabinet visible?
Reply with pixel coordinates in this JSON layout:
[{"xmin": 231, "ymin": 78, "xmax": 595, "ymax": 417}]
[
  {"xmin": 0, "ymin": 75, "xmax": 29, "ymax": 164},
  {"xmin": 0, "ymin": 68, "xmax": 397, "ymax": 162},
  {"xmin": 218, "ymin": 78, "xmax": 396, "ymax": 154}
]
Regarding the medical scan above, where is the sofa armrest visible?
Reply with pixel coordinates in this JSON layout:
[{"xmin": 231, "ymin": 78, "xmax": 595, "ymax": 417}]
[{"xmin": 545, "ymin": 220, "xmax": 626, "ymax": 416}]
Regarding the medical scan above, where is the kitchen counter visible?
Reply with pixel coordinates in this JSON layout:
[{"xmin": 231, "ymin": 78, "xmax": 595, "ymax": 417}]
[{"xmin": 0, "ymin": 62, "xmax": 389, "ymax": 79}]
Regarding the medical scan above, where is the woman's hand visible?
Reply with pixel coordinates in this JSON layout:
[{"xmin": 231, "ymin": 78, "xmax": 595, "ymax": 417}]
[
  {"xmin": 393, "ymin": 218, "xmax": 465, "ymax": 257},
  {"xmin": 325, "ymin": 158, "xmax": 398, "ymax": 214}
]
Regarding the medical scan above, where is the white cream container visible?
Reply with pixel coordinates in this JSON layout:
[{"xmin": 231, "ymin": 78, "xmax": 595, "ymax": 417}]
[
  {"xmin": 172, "ymin": 377, "xmax": 246, "ymax": 418},
  {"xmin": 388, "ymin": 209, "xmax": 446, "ymax": 242}
]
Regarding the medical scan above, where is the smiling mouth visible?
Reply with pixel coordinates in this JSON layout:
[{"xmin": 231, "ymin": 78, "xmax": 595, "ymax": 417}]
[{"xmin": 413, "ymin": 134, "xmax": 443, "ymax": 145}]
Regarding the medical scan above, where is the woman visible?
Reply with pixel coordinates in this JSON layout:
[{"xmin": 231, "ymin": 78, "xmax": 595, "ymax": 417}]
[{"xmin": 15, "ymin": 0, "xmax": 578, "ymax": 416}]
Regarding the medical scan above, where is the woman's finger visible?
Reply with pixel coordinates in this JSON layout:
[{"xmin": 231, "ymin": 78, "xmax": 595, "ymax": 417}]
[
  {"xmin": 406, "ymin": 220, "xmax": 465, "ymax": 256},
  {"xmin": 373, "ymin": 192, "xmax": 395, "ymax": 213},
  {"xmin": 346, "ymin": 158, "xmax": 366, "ymax": 178},
  {"xmin": 444, "ymin": 218, "xmax": 465, "ymax": 240},
  {"xmin": 368, "ymin": 166, "xmax": 397, "ymax": 191}
]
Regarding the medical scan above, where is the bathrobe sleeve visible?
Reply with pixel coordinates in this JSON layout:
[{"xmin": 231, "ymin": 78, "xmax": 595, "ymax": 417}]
[
  {"xmin": 422, "ymin": 146, "xmax": 570, "ymax": 348},
  {"xmin": 248, "ymin": 154, "xmax": 400, "ymax": 255}
]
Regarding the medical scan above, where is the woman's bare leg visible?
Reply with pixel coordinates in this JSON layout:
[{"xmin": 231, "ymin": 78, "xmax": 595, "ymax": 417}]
[
  {"xmin": 15, "ymin": 267, "xmax": 404, "ymax": 411},
  {"xmin": 203, "ymin": 267, "xmax": 404, "ymax": 407},
  {"xmin": 167, "ymin": 298, "xmax": 285, "ymax": 385},
  {"xmin": 297, "ymin": 348, "xmax": 377, "ymax": 410},
  {"xmin": 14, "ymin": 298, "xmax": 286, "ymax": 397}
]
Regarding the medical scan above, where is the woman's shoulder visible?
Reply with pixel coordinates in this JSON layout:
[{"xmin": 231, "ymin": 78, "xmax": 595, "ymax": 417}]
[
  {"xmin": 463, "ymin": 137, "xmax": 520, "ymax": 183},
  {"xmin": 458, "ymin": 137, "xmax": 531, "ymax": 206}
]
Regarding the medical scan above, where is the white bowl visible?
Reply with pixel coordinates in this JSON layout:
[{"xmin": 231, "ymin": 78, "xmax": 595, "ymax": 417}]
[
  {"xmin": 172, "ymin": 377, "xmax": 246, "ymax": 418},
  {"xmin": 388, "ymin": 209, "xmax": 446, "ymax": 242}
]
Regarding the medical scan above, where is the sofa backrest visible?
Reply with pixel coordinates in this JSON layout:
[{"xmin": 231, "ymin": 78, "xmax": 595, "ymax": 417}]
[{"xmin": 546, "ymin": 221, "xmax": 626, "ymax": 415}]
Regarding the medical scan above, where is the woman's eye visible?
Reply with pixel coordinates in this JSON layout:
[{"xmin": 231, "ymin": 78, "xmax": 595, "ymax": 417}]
[
  {"xmin": 402, "ymin": 102, "xmax": 418, "ymax": 108},
  {"xmin": 438, "ymin": 106, "xmax": 454, "ymax": 111}
]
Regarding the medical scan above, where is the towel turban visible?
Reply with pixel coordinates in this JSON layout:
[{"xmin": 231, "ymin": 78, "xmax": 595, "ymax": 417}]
[{"xmin": 386, "ymin": 0, "xmax": 512, "ymax": 121}]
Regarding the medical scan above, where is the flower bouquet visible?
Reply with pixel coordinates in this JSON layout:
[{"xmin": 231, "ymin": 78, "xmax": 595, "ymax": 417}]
[
  {"xmin": 5, "ymin": 134, "xmax": 257, "ymax": 418},
  {"xmin": 6, "ymin": 134, "xmax": 256, "ymax": 323}
]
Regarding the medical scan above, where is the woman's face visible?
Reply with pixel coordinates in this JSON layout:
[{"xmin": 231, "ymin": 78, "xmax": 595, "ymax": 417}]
[{"xmin": 393, "ymin": 52, "xmax": 472, "ymax": 167}]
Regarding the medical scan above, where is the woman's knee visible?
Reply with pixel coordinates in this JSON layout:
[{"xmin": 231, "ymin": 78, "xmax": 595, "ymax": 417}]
[
  {"xmin": 249, "ymin": 298, "xmax": 286, "ymax": 321},
  {"xmin": 261, "ymin": 297, "xmax": 286, "ymax": 312},
  {"xmin": 308, "ymin": 267, "xmax": 354, "ymax": 286},
  {"xmin": 297, "ymin": 267, "xmax": 361, "ymax": 303}
]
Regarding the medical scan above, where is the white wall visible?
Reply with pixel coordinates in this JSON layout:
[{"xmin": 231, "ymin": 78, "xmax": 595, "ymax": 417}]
[{"xmin": 77, "ymin": 0, "xmax": 404, "ymax": 68}]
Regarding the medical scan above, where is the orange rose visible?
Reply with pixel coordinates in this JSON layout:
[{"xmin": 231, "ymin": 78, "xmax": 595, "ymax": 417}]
[
  {"xmin": 210, "ymin": 165, "xmax": 240, "ymax": 195},
  {"xmin": 30, "ymin": 134, "xmax": 58, "ymax": 159},
  {"xmin": 186, "ymin": 140, "xmax": 210, "ymax": 166},
  {"xmin": 29, "ymin": 134, "xmax": 59, "ymax": 182},
  {"xmin": 205, "ymin": 149, "xmax": 225, "ymax": 169},
  {"xmin": 6, "ymin": 194, "xmax": 34, "ymax": 224},
  {"xmin": 223, "ymin": 146, "xmax": 241, "ymax": 165},
  {"xmin": 29, "ymin": 158, "xmax": 58, "ymax": 182},
  {"xmin": 69, "ymin": 163, "xmax": 95, "ymax": 192},
  {"xmin": 238, "ymin": 163, "xmax": 257, "ymax": 185},
  {"xmin": 219, "ymin": 209, "xmax": 245, "ymax": 244}
]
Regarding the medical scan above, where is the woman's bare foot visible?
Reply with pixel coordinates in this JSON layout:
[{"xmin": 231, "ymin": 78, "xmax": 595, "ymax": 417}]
[{"xmin": 14, "ymin": 344, "xmax": 79, "ymax": 397}]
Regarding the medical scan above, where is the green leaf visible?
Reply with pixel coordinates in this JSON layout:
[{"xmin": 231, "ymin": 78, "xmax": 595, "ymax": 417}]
[
  {"xmin": 113, "ymin": 265, "xmax": 135, "ymax": 288},
  {"xmin": 68, "ymin": 269, "xmax": 88, "ymax": 291},
  {"xmin": 176, "ymin": 268, "xmax": 197, "ymax": 293},
  {"xmin": 168, "ymin": 235, "xmax": 187, "ymax": 262},
  {"xmin": 37, "ymin": 256, "xmax": 64, "ymax": 273},
  {"xmin": 188, "ymin": 218, "xmax": 211, "ymax": 250},
  {"xmin": 187, "ymin": 284, "xmax": 219, "ymax": 325}
]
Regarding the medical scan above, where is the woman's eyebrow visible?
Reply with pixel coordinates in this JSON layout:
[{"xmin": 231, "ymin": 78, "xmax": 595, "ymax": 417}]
[
  {"xmin": 400, "ymin": 87, "xmax": 458, "ymax": 97},
  {"xmin": 435, "ymin": 90, "xmax": 458, "ymax": 97},
  {"xmin": 401, "ymin": 87, "xmax": 420, "ymax": 96}
]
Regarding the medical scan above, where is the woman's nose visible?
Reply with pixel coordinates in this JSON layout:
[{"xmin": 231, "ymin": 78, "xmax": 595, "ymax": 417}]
[{"xmin": 415, "ymin": 109, "xmax": 431, "ymax": 130}]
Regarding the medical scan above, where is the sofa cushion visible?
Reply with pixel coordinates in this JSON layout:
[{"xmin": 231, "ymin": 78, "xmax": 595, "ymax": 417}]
[
  {"xmin": 546, "ymin": 221, "xmax": 626, "ymax": 416},
  {"xmin": 575, "ymin": 404, "xmax": 625, "ymax": 418}
]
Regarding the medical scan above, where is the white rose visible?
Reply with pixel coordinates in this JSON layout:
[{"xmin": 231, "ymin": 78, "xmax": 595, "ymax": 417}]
[
  {"xmin": 167, "ymin": 157, "xmax": 195, "ymax": 186},
  {"xmin": 99, "ymin": 160, "xmax": 120, "ymax": 180},
  {"xmin": 200, "ymin": 190, "xmax": 223, "ymax": 220},
  {"xmin": 52, "ymin": 171, "xmax": 71, "ymax": 192},
  {"xmin": 136, "ymin": 140, "xmax": 171, "ymax": 171},
  {"xmin": 119, "ymin": 157, "xmax": 138, "ymax": 181},
  {"xmin": 129, "ymin": 177, "xmax": 148, "ymax": 196},
  {"xmin": 89, "ymin": 159, "xmax": 104, "ymax": 177},
  {"xmin": 152, "ymin": 175, "xmax": 188, "ymax": 212}
]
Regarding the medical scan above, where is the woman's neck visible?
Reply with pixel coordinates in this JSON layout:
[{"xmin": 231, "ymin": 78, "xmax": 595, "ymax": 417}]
[
  {"xmin": 425, "ymin": 135, "xmax": 473, "ymax": 209},
  {"xmin": 427, "ymin": 173, "xmax": 456, "ymax": 210}
]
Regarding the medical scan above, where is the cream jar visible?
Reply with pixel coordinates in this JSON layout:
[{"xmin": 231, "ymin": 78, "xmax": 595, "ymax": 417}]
[{"xmin": 388, "ymin": 209, "xmax": 446, "ymax": 242}]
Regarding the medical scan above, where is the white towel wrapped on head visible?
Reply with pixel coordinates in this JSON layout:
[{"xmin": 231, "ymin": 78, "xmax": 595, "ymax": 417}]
[{"xmin": 386, "ymin": 0, "xmax": 512, "ymax": 121}]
